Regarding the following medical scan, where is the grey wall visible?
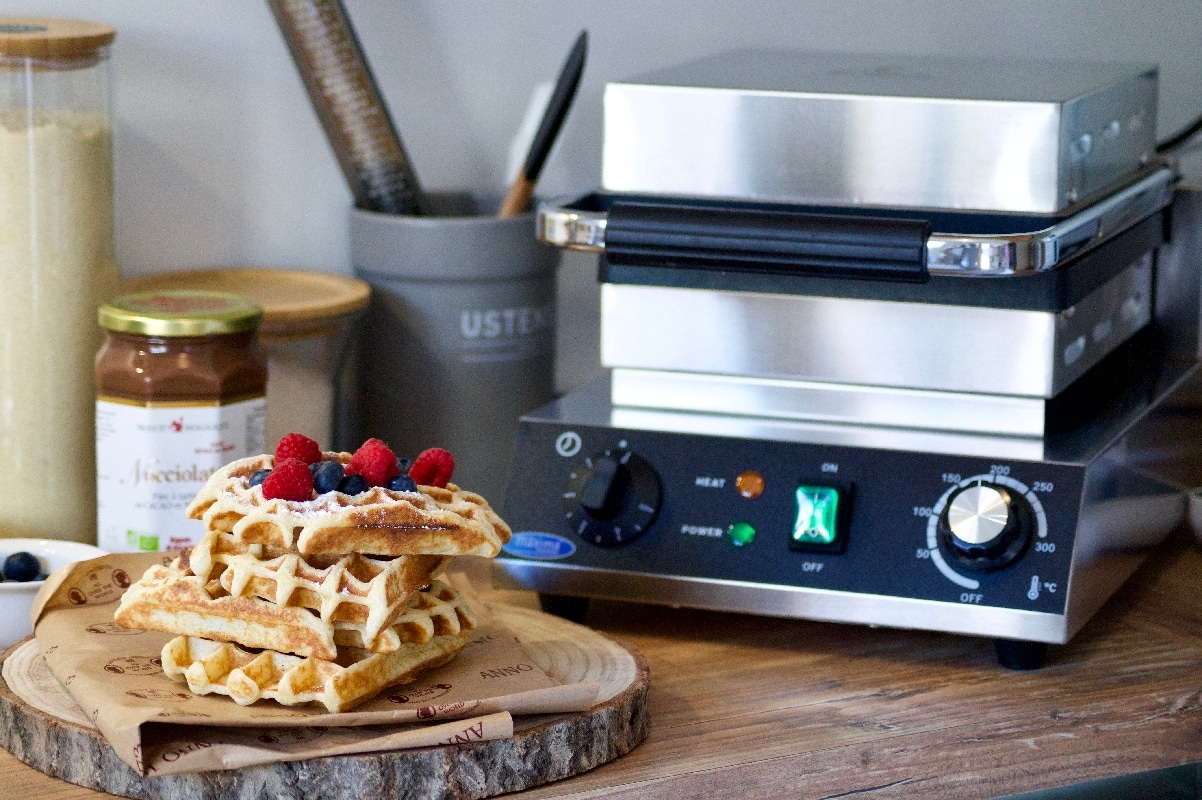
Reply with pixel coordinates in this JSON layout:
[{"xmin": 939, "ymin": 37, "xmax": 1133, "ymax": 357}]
[
  {"xmin": 14, "ymin": 1, "xmax": 1202, "ymax": 391},
  {"xmin": 348, "ymin": 1, "xmax": 1202, "ymax": 203}
]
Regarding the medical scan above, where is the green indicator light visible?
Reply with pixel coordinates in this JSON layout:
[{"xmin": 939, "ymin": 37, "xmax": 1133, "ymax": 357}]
[
  {"xmin": 793, "ymin": 485, "xmax": 840, "ymax": 545},
  {"xmin": 728, "ymin": 521, "xmax": 756, "ymax": 547}
]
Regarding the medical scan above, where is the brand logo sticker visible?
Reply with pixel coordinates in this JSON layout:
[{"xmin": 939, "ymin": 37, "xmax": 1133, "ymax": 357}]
[
  {"xmin": 501, "ymin": 531, "xmax": 575, "ymax": 560},
  {"xmin": 86, "ymin": 621, "xmax": 143, "ymax": 635},
  {"xmin": 104, "ymin": 655, "xmax": 162, "ymax": 675},
  {"xmin": 388, "ymin": 683, "xmax": 453, "ymax": 706},
  {"xmin": 68, "ymin": 565, "xmax": 133, "ymax": 606}
]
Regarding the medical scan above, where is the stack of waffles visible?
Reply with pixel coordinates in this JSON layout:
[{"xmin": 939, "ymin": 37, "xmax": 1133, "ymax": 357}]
[{"xmin": 115, "ymin": 441, "xmax": 512, "ymax": 713}]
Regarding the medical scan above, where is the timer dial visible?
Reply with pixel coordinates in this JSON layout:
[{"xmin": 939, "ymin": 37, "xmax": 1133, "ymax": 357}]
[
  {"xmin": 563, "ymin": 449, "xmax": 662, "ymax": 547},
  {"xmin": 937, "ymin": 480, "xmax": 1034, "ymax": 572}
]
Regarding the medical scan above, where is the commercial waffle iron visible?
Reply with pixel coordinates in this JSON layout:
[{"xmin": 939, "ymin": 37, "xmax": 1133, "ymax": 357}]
[{"xmin": 495, "ymin": 51, "xmax": 1202, "ymax": 668}]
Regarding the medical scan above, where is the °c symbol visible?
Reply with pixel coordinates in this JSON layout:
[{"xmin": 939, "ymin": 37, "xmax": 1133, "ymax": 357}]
[{"xmin": 555, "ymin": 431, "xmax": 582, "ymax": 458}]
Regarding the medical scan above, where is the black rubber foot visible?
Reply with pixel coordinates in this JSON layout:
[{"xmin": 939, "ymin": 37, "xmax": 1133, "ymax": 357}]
[
  {"xmin": 538, "ymin": 593, "xmax": 590, "ymax": 623},
  {"xmin": 994, "ymin": 638, "xmax": 1048, "ymax": 670}
]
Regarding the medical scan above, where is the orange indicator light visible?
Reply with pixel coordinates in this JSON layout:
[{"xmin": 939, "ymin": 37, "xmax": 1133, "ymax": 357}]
[{"xmin": 736, "ymin": 470, "xmax": 765, "ymax": 499}]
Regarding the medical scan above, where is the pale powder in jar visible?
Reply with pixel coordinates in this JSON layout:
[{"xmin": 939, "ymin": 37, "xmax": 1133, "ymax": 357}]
[
  {"xmin": 0, "ymin": 109, "xmax": 120, "ymax": 542},
  {"xmin": 264, "ymin": 334, "xmax": 340, "ymax": 451}
]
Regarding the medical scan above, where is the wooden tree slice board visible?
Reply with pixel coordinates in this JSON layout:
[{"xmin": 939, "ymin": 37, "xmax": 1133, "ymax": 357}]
[{"xmin": 0, "ymin": 603, "xmax": 650, "ymax": 800}]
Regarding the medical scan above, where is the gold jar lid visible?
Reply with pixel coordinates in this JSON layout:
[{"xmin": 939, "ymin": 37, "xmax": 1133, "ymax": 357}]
[
  {"xmin": 99, "ymin": 291, "xmax": 263, "ymax": 337},
  {"xmin": 0, "ymin": 17, "xmax": 116, "ymax": 61}
]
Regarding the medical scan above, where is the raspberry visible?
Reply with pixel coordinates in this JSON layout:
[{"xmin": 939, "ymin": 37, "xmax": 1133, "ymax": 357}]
[
  {"xmin": 262, "ymin": 457, "xmax": 315, "ymax": 501},
  {"xmin": 275, "ymin": 432, "xmax": 322, "ymax": 464},
  {"xmin": 345, "ymin": 438, "xmax": 401, "ymax": 487},
  {"xmin": 409, "ymin": 447, "xmax": 455, "ymax": 488}
]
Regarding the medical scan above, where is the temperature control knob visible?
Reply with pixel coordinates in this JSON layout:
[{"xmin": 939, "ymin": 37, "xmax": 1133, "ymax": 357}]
[
  {"xmin": 563, "ymin": 449, "xmax": 662, "ymax": 547},
  {"xmin": 937, "ymin": 482, "xmax": 1033, "ymax": 572}
]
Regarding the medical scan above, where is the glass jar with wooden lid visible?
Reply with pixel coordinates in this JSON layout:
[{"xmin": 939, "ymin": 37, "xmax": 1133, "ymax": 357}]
[
  {"xmin": 121, "ymin": 268, "xmax": 371, "ymax": 450},
  {"xmin": 0, "ymin": 18, "xmax": 120, "ymax": 543}
]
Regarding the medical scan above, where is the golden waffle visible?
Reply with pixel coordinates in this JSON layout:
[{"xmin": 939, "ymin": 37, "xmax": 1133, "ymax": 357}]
[
  {"xmin": 161, "ymin": 629, "xmax": 471, "ymax": 712},
  {"xmin": 185, "ymin": 453, "xmax": 512, "ymax": 558},
  {"xmin": 331, "ymin": 581, "xmax": 476, "ymax": 650},
  {"xmin": 115, "ymin": 562, "xmax": 475, "ymax": 661},
  {"xmin": 185, "ymin": 529, "xmax": 451, "ymax": 641}
]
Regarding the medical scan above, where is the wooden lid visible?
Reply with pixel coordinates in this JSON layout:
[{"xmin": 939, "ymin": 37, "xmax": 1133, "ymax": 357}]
[
  {"xmin": 0, "ymin": 18, "xmax": 116, "ymax": 60},
  {"xmin": 121, "ymin": 268, "xmax": 371, "ymax": 340}
]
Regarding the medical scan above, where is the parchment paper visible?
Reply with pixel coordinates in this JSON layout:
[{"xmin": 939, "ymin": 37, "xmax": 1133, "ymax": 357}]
[{"xmin": 30, "ymin": 552, "xmax": 598, "ymax": 776}]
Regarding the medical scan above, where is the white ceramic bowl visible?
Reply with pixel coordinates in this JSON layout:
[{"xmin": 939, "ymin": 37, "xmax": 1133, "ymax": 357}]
[{"xmin": 0, "ymin": 538, "xmax": 108, "ymax": 650}]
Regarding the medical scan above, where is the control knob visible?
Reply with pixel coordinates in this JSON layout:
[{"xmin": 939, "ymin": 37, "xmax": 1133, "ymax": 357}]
[
  {"xmin": 563, "ymin": 449, "xmax": 662, "ymax": 547},
  {"xmin": 937, "ymin": 482, "xmax": 1034, "ymax": 572}
]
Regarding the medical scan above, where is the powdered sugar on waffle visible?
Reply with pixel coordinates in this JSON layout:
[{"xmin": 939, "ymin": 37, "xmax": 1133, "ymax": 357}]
[{"xmin": 186, "ymin": 452, "xmax": 512, "ymax": 557}]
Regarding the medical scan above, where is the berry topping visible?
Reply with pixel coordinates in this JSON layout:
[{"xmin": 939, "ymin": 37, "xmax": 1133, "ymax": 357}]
[
  {"xmin": 3, "ymin": 551, "xmax": 42, "ymax": 582},
  {"xmin": 337, "ymin": 473, "xmax": 369, "ymax": 495},
  {"xmin": 248, "ymin": 469, "xmax": 271, "ymax": 488},
  {"xmin": 395, "ymin": 456, "xmax": 413, "ymax": 476},
  {"xmin": 310, "ymin": 460, "xmax": 345, "ymax": 494},
  {"xmin": 275, "ymin": 432, "xmax": 322, "ymax": 465},
  {"xmin": 386, "ymin": 474, "xmax": 417, "ymax": 493},
  {"xmin": 261, "ymin": 457, "xmax": 315, "ymax": 501},
  {"xmin": 409, "ymin": 447, "xmax": 455, "ymax": 488},
  {"xmin": 345, "ymin": 438, "xmax": 401, "ymax": 487}
]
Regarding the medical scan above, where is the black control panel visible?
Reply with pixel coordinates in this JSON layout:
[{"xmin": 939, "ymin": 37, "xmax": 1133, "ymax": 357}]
[{"xmin": 501, "ymin": 419, "xmax": 1083, "ymax": 614}]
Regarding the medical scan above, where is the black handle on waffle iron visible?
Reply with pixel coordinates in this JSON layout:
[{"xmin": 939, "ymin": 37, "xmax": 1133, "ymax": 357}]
[{"xmin": 603, "ymin": 201, "xmax": 931, "ymax": 283}]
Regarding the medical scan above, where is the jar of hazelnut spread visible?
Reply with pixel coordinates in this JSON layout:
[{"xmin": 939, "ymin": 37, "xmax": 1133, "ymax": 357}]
[{"xmin": 95, "ymin": 290, "xmax": 268, "ymax": 552}]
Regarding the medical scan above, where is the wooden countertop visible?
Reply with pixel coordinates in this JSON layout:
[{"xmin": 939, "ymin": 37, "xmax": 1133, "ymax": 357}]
[{"xmin": 6, "ymin": 531, "xmax": 1202, "ymax": 800}]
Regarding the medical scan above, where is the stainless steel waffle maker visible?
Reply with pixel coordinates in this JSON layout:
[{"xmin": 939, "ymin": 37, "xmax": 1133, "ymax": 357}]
[{"xmin": 495, "ymin": 51, "xmax": 1202, "ymax": 668}]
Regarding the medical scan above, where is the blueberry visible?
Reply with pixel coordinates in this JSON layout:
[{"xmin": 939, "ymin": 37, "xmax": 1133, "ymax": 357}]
[
  {"xmin": 248, "ymin": 469, "xmax": 271, "ymax": 487},
  {"xmin": 386, "ymin": 474, "xmax": 417, "ymax": 492},
  {"xmin": 395, "ymin": 457, "xmax": 413, "ymax": 476},
  {"xmin": 337, "ymin": 473, "xmax": 369, "ymax": 495},
  {"xmin": 3, "ymin": 551, "xmax": 42, "ymax": 582},
  {"xmin": 311, "ymin": 460, "xmax": 345, "ymax": 494}
]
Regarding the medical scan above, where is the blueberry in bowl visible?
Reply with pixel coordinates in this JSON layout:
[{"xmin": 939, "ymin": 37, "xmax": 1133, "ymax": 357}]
[{"xmin": 0, "ymin": 538, "xmax": 108, "ymax": 650}]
